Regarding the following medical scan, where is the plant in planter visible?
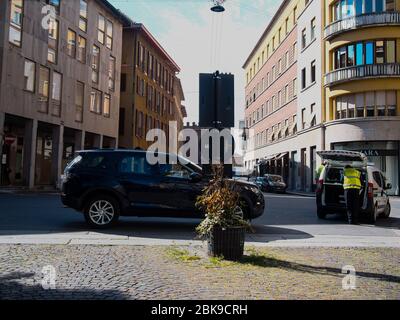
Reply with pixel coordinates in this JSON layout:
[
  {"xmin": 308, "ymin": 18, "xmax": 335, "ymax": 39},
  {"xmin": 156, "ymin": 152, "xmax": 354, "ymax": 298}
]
[{"xmin": 196, "ymin": 165, "xmax": 251, "ymax": 261}]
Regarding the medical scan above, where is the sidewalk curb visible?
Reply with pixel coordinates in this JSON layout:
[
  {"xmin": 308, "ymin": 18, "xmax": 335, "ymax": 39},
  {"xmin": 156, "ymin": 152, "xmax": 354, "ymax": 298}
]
[
  {"xmin": 0, "ymin": 188, "xmax": 60, "ymax": 195},
  {"xmin": 286, "ymin": 191, "xmax": 316, "ymax": 198}
]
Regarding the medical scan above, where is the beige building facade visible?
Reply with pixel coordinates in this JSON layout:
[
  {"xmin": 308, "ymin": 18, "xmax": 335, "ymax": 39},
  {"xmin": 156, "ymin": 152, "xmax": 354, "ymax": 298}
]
[{"xmin": 0, "ymin": 0, "xmax": 127, "ymax": 188}]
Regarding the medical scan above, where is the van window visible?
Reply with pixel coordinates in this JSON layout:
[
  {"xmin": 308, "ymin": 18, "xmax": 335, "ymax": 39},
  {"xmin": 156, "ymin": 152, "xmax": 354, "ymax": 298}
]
[
  {"xmin": 373, "ymin": 171, "xmax": 383, "ymax": 187},
  {"xmin": 325, "ymin": 168, "xmax": 343, "ymax": 183}
]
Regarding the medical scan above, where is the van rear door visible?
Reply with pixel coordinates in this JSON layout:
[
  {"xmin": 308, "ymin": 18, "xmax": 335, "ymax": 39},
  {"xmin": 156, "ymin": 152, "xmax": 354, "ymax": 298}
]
[{"xmin": 317, "ymin": 151, "xmax": 368, "ymax": 167}]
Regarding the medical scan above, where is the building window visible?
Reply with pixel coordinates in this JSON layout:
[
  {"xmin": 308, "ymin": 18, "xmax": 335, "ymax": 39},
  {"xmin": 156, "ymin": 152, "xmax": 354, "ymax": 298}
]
[
  {"xmin": 121, "ymin": 73, "xmax": 126, "ymax": 92},
  {"xmin": 301, "ymin": 108, "xmax": 306, "ymax": 129},
  {"xmin": 135, "ymin": 111, "xmax": 144, "ymax": 137},
  {"xmin": 47, "ymin": 20, "xmax": 58, "ymax": 63},
  {"xmin": 52, "ymin": 71, "xmax": 62, "ymax": 103},
  {"xmin": 98, "ymin": 14, "xmax": 105, "ymax": 44},
  {"xmin": 386, "ymin": 40, "xmax": 396, "ymax": 63},
  {"xmin": 311, "ymin": 18, "xmax": 316, "ymax": 41},
  {"xmin": 90, "ymin": 89, "xmax": 102, "ymax": 113},
  {"xmin": 24, "ymin": 60, "xmax": 35, "ymax": 92},
  {"xmin": 375, "ymin": 40, "xmax": 385, "ymax": 64},
  {"xmin": 301, "ymin": 68, "xmax": 306, "ymax": 89},
  {"xmin": 301, "ymin": 28, "xmax": 306, "ymax": 49},
  {"xmin": 77, "ymin": 36, "xmax": 86, "ymax": 63},
  {"xmin": 109, "ymin": 56, "xmax": 116, "ymax": 91},
  {"xmin": 67, "ymin": 29, "xmax": 76, "ymax": 58},
  {"xmin": 52, "ymin": 71, "xmax": 62, "ymax": 116},
  {"xmin": 9, "ymin": 0, "xmax": 24, "ymax": 47},
  {"xmin": 356, "ymin": 93, "xmax": 364, "ymax": 117},
  {"xmin": 285, "ymin": 17, "xmax": 289, "ymax": 35},
  {"xmin": 334, "ymin": 39, "xmax": 398, "ymax": 70},
  {"xmin": 119, "ymin": 108, "xmax": 125, "ymax": 135},
  {"xmin": 79, "ymin": 0, "xmax": 88, "ymax": 32},
  {"xmin": 38, "ymin": 66, "xmax": 50, "ymax": 112},
  {"xmin": 336, "ymin": 90, "xmax": 397, "ymax": 119},
  {"xmin": 92, "ymin": 45, "xmax": 100, "ymax": 83},
  {"xmin": 106, "ymin": 20, "xmax": 113, "ymax": 49},
  {"xmin": 46, "ymin": 0, "xmax": 60, "ymax": 14},
  {"xmin": 332, "ymin": 0, "xmax": 396, "ymax": 22},
  {"xmin": 75, "ymin": 81, "xmax": 84, "ymax": 122},
  {"xmin": 103, "ymin": 94, "xmax": 110, "ymax": 117},
  {"xmin": 366, "ymin": 92, "xmax": 375, "ymax": 117},
  {"xmin": 311, "ymin": 60, "xmax": 316, "ymax": 83}
]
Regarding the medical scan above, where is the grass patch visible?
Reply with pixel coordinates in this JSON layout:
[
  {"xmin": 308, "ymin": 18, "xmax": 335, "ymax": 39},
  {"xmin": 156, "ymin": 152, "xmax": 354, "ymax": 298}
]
[
  {"xmin": 165, "ymin": 245, "xmax": 283, "ymax": 269},
  {"xmin": 204, "ymin": 256, "xmax": 234, "ymax": 269},
  {"xmin": 165, "ymin": 247, "xmax": 201, "ymax": 263}
]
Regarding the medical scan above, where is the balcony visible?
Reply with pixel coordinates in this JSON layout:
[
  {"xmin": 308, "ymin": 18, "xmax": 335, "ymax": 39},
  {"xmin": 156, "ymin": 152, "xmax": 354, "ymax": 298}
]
[
  {"xmin": 324, "ymin": 63, "xmax": 400, "ymax": 86},
  {"xmin": 324, "ymin": 12, "xmax": 400, "ymax": 40}
]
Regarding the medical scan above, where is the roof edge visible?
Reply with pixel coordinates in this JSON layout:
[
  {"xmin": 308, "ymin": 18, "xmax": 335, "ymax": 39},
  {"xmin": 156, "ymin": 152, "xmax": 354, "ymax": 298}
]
[
  {"xmin": 242, "ymin": 0, "xmax": 291, "ymax": 69},
  {"xmin": 127, "ymin": 23, "xmax": 181, "ymax": 73}
]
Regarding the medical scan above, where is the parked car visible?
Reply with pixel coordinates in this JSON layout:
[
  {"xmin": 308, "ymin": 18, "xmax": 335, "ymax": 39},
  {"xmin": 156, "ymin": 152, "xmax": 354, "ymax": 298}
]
[
  {"xmin": 316, "ymin": 150, "xmax": 392, "ymax": 224},
  {"xmin": 253, "ymin": 175, "xmax": 287, "ymax": 193},
  {"xmin": 61, "ymin": 150, "xmax": 265, "ymax": 228}
]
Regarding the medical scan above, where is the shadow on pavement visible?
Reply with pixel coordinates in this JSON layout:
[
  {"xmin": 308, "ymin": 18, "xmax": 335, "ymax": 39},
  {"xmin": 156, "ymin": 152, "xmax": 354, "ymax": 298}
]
[
  {"xmin": 0, "ymin": 272, "xmax": 129, "ymax": 300},
  {"xmin": 238, "ymin": 255, "xmax": 400, "ymax": 284}
]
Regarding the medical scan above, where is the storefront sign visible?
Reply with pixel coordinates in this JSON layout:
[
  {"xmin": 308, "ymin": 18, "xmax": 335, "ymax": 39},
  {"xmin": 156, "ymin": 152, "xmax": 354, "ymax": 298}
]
[{"xmin": 356, "ymin": 150, "xmax": 398, "ymax": 157}]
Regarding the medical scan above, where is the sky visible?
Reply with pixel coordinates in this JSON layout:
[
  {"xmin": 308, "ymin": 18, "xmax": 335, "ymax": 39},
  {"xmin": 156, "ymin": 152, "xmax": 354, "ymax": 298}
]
[{"xmin": 108, "ymin": 0, "xmax": 281, "ymax": 126}]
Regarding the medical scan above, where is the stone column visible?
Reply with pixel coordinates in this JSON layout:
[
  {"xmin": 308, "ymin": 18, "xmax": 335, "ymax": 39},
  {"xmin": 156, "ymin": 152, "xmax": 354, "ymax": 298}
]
[
  {"xmin": 51, "ymin": 125, "xmax": 64, "ymax": 189},
  {"xmin": 23, "ymin": 119, "xmax": 38, "ymax": 189},
  {"xmin": 0, "ymin": 112, "xmax": 5, "ymax": 185},
  {"xmin": 75, "ymin": 130, "xmax": 85, "ymax": 151}
]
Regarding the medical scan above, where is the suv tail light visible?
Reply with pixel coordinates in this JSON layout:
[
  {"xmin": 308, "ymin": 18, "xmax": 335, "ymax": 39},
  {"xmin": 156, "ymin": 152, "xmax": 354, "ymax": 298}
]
[
  {"xmin": 316, "ymin": 179, "xmax": 324, "ymax": 194},
  {"xmin": 368, "ymin": 182, "xmax": 374, "ymax": 199}
]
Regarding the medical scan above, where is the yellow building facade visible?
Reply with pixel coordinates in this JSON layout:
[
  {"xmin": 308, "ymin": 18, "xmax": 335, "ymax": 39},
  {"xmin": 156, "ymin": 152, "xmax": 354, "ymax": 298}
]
[{"xmin": 323, "ymin": 0, "xmax": 400, "ymax": 195}]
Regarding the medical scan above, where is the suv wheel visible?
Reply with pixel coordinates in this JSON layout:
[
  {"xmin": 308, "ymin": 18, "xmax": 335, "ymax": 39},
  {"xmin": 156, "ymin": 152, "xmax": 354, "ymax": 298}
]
[
  {"xmin": 367, "ymin": 204, "xmax": 378, "ymax": 224},
  {"xmin": 239, "ymin": 198, "xmax": 252, "ymax": 220},
  {"xmin": 381, "ymin": 202, "xmax": 391, "ymax": 219},
  {"xmin": 84, "ymin": 195, "xmax": 120, "ymax": 229},
  {"xmin": 317, "ymin": 206, "xmax": 327, "ymax": 219}
]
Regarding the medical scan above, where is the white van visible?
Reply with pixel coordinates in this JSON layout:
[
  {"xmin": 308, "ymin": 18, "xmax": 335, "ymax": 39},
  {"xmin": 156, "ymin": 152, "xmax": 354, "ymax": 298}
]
[{"xmin": 316, "ymin": 151, "xmax": 392, "ymax": 224}]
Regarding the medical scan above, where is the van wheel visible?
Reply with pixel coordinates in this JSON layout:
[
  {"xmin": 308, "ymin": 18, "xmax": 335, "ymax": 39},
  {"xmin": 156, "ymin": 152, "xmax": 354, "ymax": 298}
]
[
  {"xmin": 381, "ymin": 202, "xmax": 391, "ymax": 219},
  {"xmin": 84, "ymin": 194, "xmax": 120, "ymax": 229},
  {"xmin": 317, "ymin": 206, "xmax": 327, "ymax": 219},
  {"xmin": 367, "ymin": 204, "xmax": 378, "ymax": 224}
]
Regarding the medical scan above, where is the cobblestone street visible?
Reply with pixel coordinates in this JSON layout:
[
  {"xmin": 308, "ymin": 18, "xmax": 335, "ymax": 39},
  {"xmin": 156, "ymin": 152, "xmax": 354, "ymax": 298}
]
[{"xmin": 1, "ymin": 244, "xmax": 399, "ymax": 300}]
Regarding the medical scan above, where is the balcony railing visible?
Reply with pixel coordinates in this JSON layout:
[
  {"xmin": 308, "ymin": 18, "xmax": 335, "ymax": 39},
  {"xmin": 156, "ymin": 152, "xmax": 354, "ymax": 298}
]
[
  {"xmin": 324, "ymin": 12, "xmax": 400, "ymax": 39},
  {"xmin": 324, "ymin": 63, "xmax": 400, "ymax": 86}
]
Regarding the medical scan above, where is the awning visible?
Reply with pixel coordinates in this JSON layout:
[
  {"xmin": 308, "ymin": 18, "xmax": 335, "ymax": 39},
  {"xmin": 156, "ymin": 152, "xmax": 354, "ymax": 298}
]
[{"xmin": 275, "ymin": 152, "xmax": 289, "ymax": 161}]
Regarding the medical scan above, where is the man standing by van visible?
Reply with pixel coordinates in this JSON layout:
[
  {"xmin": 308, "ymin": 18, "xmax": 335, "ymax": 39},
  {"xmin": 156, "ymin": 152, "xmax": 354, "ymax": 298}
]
[
  {"xmin": 343, "ymin": 165, "xmax": 362, "ymax": 224},
  {"xmin": 316, "ymin": 160, "xmax": 327, "ymax": 183}
]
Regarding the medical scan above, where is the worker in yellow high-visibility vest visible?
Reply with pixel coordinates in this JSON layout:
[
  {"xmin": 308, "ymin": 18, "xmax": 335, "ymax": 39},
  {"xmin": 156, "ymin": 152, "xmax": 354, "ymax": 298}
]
[
  {"xmin": 315, "ymin": 160, "xmax": 327, "ymax": 183},
  {"xmin": 343, "ymin": 165, "xmax": 362, "ymax": 225}
]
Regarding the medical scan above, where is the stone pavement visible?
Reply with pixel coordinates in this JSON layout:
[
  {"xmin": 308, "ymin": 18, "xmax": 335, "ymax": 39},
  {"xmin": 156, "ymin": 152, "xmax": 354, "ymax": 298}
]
[{"xmin": 0, "ymin": 244, "xmax": 399, "ymax": 300}]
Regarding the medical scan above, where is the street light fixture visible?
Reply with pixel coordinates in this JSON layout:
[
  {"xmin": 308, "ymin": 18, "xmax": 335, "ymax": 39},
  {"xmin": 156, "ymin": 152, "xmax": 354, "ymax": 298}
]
[{"xmin": 210, "ymin": 0, "xmax": 225, "ymax": 13}]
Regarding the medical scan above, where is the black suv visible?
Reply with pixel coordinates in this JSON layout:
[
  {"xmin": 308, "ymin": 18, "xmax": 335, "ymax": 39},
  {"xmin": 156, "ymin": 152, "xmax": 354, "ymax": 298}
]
[{"xmin": 61, "ymin": 150, "xmax": 265, "ymax": 228}]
